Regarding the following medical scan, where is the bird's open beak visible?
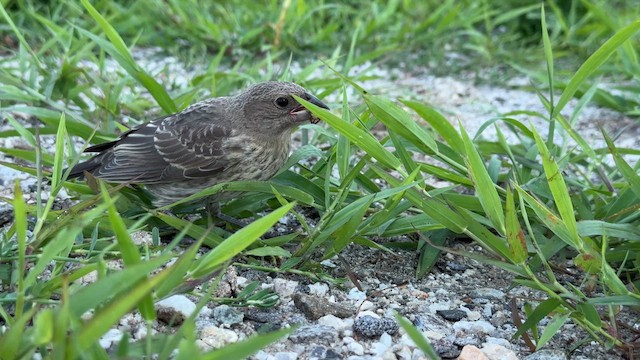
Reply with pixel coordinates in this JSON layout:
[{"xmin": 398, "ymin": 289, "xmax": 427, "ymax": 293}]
[{"xmin": 290, "ymin": 93, "xmax": 329, "ymax": 124}]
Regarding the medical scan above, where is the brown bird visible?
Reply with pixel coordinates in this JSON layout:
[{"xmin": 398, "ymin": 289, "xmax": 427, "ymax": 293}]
[{"xmin": 68, "ymin": 81, "xmax": 329, "ymax": 207}]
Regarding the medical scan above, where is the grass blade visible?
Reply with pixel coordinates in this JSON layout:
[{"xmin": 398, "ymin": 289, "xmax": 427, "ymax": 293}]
[
  {"xmin": 79, "ymin": 0, "xmax": 177, "ymax": 113},
  {"xmin": 552, "ymin": 18, "xmax": 640, "ymax": 118},
  {"xmin": 192, "ymin": 202, "xmax": 295, "ymax": 277},
  {"xmin": 460, "ymin": 124, "xmax": 505, "ymax": 235}
]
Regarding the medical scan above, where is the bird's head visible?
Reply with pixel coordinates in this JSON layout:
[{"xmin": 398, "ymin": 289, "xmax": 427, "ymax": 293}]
[{"xmin": 237, "ymin": 81, "xmax": 329, "ymax": 134}]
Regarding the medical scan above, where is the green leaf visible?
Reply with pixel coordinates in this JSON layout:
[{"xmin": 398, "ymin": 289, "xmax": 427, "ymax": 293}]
[
  {"xmin": 295, "ymin": 96, "xmax": 402, "ymax": 171},
  {"xmin": 365, "ymin": 95, "xmax": 438, "ymax": 155},
  {"xmin": 160, "ymin": 180, "xmax": 314, "ymax": 209},
  {"xmin": 32, "ymin": 309, "xmax": 54, "ymax": 345},
  {"xmin": 603, "ymin": 129, "xmax": 640, "ymax": 200},
  {"xmin": 505, "ymin": 185, "xmax": 527, "ymax": 264},
  {"xmin": 51, "ymin": 113, "xmax": 66, "ymax": 189},
  {"xmin": 202, "ymin": 327, "xmax": 294, "ymax": 360},
  {"xmin": 192, "ymin": 202, "xmax": 295, "ymax": 277},
  {"xmin": 531, "ymin": 126, "xmax": 581, "ymax": 249},
  {"xmin": 537, "ymin": 312, "xmax": 570, "ymax": 349},
  {"xmin": 69, "ymin": 254, "xmax": 173, "ymax": 317},
  {"xmin": 577, "ymin": 303, "xmax": 601, "ymax": 328},
  {"xmin": 460, "ymin": 124, "xmax": 505, "ymax": 235},
  {"xmin": 515, "ymin": 184, "xmax": 575, "ymax": 247},
  {"xmin": 101, "ymin": 183, "xmax": 155, "ymax": 320},
  {"xmin": 154, "ymin": 213, "xmax": 225, "ymax": 247},
  {"xmin": 327, "ymin": 194, "xmax": 374, "ymax": 258},
  {"xmin": 79, "ymin": 0, "xmax": 177, "ymax": 113},
  {"xmin": 394, "ymin": 314, "xmax": 440, "ymax": 360},
  {"xmin": 402, "ymin": 99, "xmax": 464, "ymax": 153},
  {"xmin": 512, "ymin": 298, "xmax": 561, "ymax": 340},
  {"xmin": 76, "ymin": 260, "xmax": 177, "ymax": 352},
  {"xmin": 155, "ymin": 239, "xmax": 205, "ymax": 299},
  {"xmin": 245, "ymin": 246, "xmax": 292, "ymax": 257},
  {"xmin": 552, "ymin": 18, "xmax": 640, "ymax": 118}
]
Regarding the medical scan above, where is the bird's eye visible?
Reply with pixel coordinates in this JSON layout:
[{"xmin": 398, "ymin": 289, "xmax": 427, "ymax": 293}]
[{"xmin": 275, "ymin": 97, "xmax": 289, "ymax": 107}]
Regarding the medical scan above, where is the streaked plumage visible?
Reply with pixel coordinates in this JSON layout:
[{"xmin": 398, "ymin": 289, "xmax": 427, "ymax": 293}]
[{"xmin": 67, "ymin": 81, "xmax": 329, "ymax": 206}]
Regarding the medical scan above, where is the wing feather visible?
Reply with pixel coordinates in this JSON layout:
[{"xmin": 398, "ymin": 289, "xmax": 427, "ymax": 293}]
[{"xmin": 80, "ymin": 100, "xmax": 241, "ymax": 183}]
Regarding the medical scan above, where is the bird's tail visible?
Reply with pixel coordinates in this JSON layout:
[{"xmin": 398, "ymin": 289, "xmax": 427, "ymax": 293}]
[{"xmin": 65, "ymin": 156, "xmax": 101, "ymax": 180}]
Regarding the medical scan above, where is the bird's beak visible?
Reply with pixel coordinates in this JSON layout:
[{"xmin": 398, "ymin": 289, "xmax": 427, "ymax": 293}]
[
  {"xmin": 307, "ymin": 94, "xmax": 329, "ymax": 110},
  {"xmin": 290, "ymin": 93, "xmax": 329, "ymax": 124}
]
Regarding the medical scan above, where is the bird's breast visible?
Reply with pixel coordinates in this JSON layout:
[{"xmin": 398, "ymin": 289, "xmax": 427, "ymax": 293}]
[{"xmin": 219, "ymin": 132, "xmax": 291, "ymax": 181}]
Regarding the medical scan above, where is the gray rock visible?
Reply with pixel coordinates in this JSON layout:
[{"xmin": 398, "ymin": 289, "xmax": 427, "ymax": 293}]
[
  {"xmin": 431, "ymin": 338, "xmax": 460, "ymax": 358},
  {"xmin": 452, "ymin": 320, "xmax": 496, "ymax": 336},
  {"xmin": 308, "ymin": 345, "xmax": 341, "ymax": 360},
  {"xmin": 293, "ymin": 293, "xmax": 354, "ymax": 320},
  {"xmin": 273, "ymin": 352, "xmax": 298, "ymax": 360},
  {"xmin": 98, "ymin": 328, "xmax": 123, "ymax": 350},
  {"xmin": 155, "ymin": 295, "xmax": 196, "ymax": 326},
  {"xmin": 453, "ymin": 335, "xmax": 481, "ymax": 347},
  {"xmin": 244, "ymin": 308, "xmax": 277, "ymax": 323},
  {"xmin": 198, "ymin": 326, "xmax": 239, "ymax": 349},
  {"xmin": 353, "ymin": 315, "xmax": 398, "ymax": 338},
  {"xmin": 436, "ymin": 309, "xmax": 467, "ymax": 321},
  {"xmin": 289, "ymin": 325, "xmax": 337, "ymax": 344},
  {"xmin": 469, "ymin": 288, "xmax": 505, "ymax": 301},
  {"xmin": 212, "ymin": 304, "xmax": 244, "ymax": 325},
  {"xmin": 524, "ymin": 349, "xmax": 568, "ymax": 360}
]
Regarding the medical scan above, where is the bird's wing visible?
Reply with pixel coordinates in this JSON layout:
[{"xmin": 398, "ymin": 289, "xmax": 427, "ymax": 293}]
[{"xmin": 90, "ymin": 102, "xmax": 242, "ymax": 183}]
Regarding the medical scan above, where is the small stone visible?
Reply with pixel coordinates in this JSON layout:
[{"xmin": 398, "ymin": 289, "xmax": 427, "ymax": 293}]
[
  {"xmin": 436, "ymin": 309, "xmax": 466, "ymax": 321},
  {"xmin": 273, "ymin": 278, "xmax": 298, "ymax": 298},
  {"xmin": 452, "ymin": 320, "xmax": 496, "ymax": 336},
  {"xmin": 308, "ymin": 345, "xmax": 341, "ymax": 359},
  {"xmin": 199, "ymin": 326, "xmax": 239, "ymax": 349},
  {"xmin": 359, "ymin": 300, "xmax": 376, "ymax": 311},
  {"xmin": 212, "ymin": 304, "xmax": 244, "ymax": 326},
  {"xmin": 253, "ymin": 350, "xmax": 274, "ymax": 360},
  {"xmin": 483, "ymin": 303, "xmax": 493, "ymax": 318},
  {"xmin": 353, "ymin": 315, "xmax": 398, "ymax": 338},
  {"xmin": 289, "ymin": 325, "xmax": 336, "ymax": 344},
  {"xmin": 156, "ymin": 295, "xmax": 196, "ymax": 325},
  {"xmin": 458, "ymin": 345, "xmax": 489, "ymax": 360},
  {"xmin": 490, "ymin": 310, "xmax": 509, "ymax": 328},
  {"xmin": 423, "ymin": 330, "xmax": 445, "ymax": 340},
  {"xmin": 356, "ymin": 310, "xmax": 380, "ymax": 319},
  {"xmin": 133, "ymin": 326, "xmax": 148, "ymax": 340},
  {"xmin": 431, "ymin": 338, "xmax": 459, "ymax": 358},
  {"xmin": 446, "ymin": 261, "xmax": 468, "ymax": 271},
  {"xmin": 347, "ymin": 288, "xmax": 367, "ymax": 301},
  {"xmin": 469, "ymin": 288, "xmax": 505, "ymax": 301},
  {"xmin": 308, "ymin": 282, "xmax": 329, "ymax": 297},
  {"xmin": 81, "ymin": 270, "xmax": 98, "ymax": 285},
  {"xmin": 317, "ymin": 314, "xmax": 349, "ymax": 332},
  {"xmin": 454, "ymin": 335, "xmax": 481, "ymax": 347},
  {"xmin": 396, "ymin": 346, "xmax": 412, "ymax": 360},
  {"xmin": 483, "ymin": 336, "xmax": 511, "ymax": 348},
  {"xmin": 273, "ymin": 351, "xmax": 298, "ymax": 360},
  {"xmin": 293, "ymin": 293, "xmax": 353, "ymax": 320},
  {"xmin": 98, "ymin": 328, "xmax": 122, "ymax": 350},
  {"xmin": 344, "ymin": 338, "xmax": 364, "ymax": 355},
  {"xmin": 214, "ymin": 266, "xmax": 238, "ymax": 298},
  {"xmin": 482, "ymin": 343, "xmax": 518, "ymax": 360},
  {"xmin": 244, "ymin": 308, "xmax": 278, "ymax": 323},
  {"xmin": 523, "ymin": 349, "xmax": 568, "ymax": 360},
  {"xmin": 131, "ymin": 230, "xmax": 153, "ymax": 245},
  {"xmin": 466, "ymin": 311, "xmax": 482, "ymax": 321},
  {"xmin": 370, "ymin": 340, "xmax": 390, "ymax": 357},
  {"xmin": 236, "ymin": 276, "xmax": 249, "ymax": 287},
  {"xmin": 379, "ymin": 332, "xmax": 392, "ymax": 346}
]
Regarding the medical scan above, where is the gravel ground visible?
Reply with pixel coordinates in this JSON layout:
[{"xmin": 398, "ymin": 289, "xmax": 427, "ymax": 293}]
[{"xmin": 1, "ymin": 50, "xmax": 639, "ymax": 359}]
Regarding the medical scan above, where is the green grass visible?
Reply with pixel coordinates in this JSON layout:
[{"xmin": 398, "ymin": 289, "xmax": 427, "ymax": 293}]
[{"xmin": 0, "ymin": 0, "xmax": 639, "ymax": 358}]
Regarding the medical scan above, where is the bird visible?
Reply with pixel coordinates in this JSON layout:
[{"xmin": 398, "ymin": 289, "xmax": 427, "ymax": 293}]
[{"xmin": 67, "ymin": 81, "xmax": 329, "ymax": 209}]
